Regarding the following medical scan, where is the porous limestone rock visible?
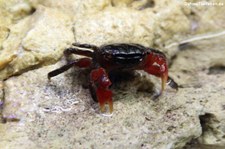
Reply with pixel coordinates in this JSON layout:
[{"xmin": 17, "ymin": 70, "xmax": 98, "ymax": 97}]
[
  {"xmin": 0, "ymin": 60, "xmax": 202, "ymax": 149},
  {"xmin": 0, "ymin": 6, "xmax": 74, "ymax": 80},
  {"xmin": 0, "ymin": 0, "xmax": 225, "ymax": 148},
  {"xmin": 0, "ymin": 0, "xmax": 35, "ymax": 49},
  {"xmin": 29, "ymin": 0, "xmax": 112, "ymax": 18},
  {"xmin": 74, "ymin": 1, "xmax": 190, "ymax": 52},
  {"xmin": 1, "ymin": 36, "xmax": 224, "ymax": 148},
  {"xmin": 184, "ymin": 0, "xmax": 225, "ymax": 34},
  {"xmin": 171, "ymin": 36, "xmax": 225, "ymax": 147},
  {"xmin": 0, "ymin": 81, "xmax": 3, "ymax": 122},
  {"xmin": 0, "ymin": 0, "xmax": 191, "ymax": 80},
  {"xmin": 74, "ymin": 7, "xmax": 156, "ymax": 47},
  {"xmin": 0, "ymin": 27, "xmax": 10, "ymax": 49}
]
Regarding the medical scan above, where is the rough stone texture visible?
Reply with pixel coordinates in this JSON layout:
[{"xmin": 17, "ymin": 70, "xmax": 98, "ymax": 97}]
[
  {"xmin": 185, "ymin": 0, "xmax": 225, "ymax": 34},
  {"xmin": 1, "ymin": 35, "xmax": 225, "ymax": 148},
  {"xmin": 0, "ymin": 0, "xmax": 225, "ymax": 149},
  {"xmin": 0, "ymin": 6, "xmax": 74, "ymax": 80},
  {"xmin": 0, "ymin": 27, "xmax": 10, "ymax": 49},
  {"xmin": 0, "ymin": 60, "xmax": 202, "ymax": 149},
  {"xmin": 0, "ymin": 0, "xmax": 190, "ymax": 80},
  {"xmin": 170, "ymin": 36, "xmax": 225, "ymax": 147},
  {"xmin": 0, "ymin": 0, "xmax": 34, "ymax": 49},
  {"xmin": 0, "ymin": 0, "xmax": 34, "ymax": 23},
  {"xmin": 74, "ymin": 2, "xmax": 190, "ymax": 48},
  {"xmin": 74, "ymin": 7, "xmax": 156, "ymax": 46},
  {"xmin": 0, "ymin": 81, "xmax": 3, "ymax": 121},
  {"xmin": 29, "ymin": 0, "xmax": 112, "ymax": 18}
]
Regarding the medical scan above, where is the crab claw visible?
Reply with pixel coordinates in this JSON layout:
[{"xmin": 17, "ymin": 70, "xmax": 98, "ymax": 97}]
[
  {"xmin": 167, "ymin": 76, "xmax": 178, "ymax": 91},
  {"xmin": 160, "ymin": 73, "xmax": 168, "ymax": 95},
  {"xmin": 90, "ymin": 67, "xmax": 113, "ymax": 114}
]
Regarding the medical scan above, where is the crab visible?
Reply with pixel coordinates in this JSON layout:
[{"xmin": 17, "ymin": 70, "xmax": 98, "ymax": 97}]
[{"xmin": 48, "ymin": 43, "xmax": 178, "ymax": 113}]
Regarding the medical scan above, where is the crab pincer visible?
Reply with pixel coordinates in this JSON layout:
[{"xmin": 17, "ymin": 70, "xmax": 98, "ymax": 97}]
[{"xmin": 90, "ymin": 68, "xmax": 113, "ymax": 113}]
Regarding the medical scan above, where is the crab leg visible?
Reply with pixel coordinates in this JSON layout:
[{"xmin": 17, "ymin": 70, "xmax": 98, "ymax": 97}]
[
  {"xmin": 90, "ymin": 67, "xmax": 113, "ymax": 113},
  {"xmin": 167, "ymin": 76, "xmax": 178, "ymax": 90},
  {"xmin": 72, "ymin": 43, "xmax": 99, "ymax": 51},
  {"xmin": 64, "ymin": 47, "xmax": 93, "ymax": 57},
  {"xmin": 48, "ymin": 58, "xmax": 92, "ymax": 79}
]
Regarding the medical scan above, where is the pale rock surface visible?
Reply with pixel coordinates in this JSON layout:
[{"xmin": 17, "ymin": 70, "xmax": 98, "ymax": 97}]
[
  {"xmin": 0, "ymin": 6, "xmax": 74, "ymax": 80},
  {"xmin": 0, "ymin": 0, "xmax": 191, "ymax": 80},
  {"xmin": 0, "ymin": 60, "xmax": 202, "ymax": 149},
  {"xmin": 171, "ymin": 36, "xmax": 225, "ymax": 147},
  {"xmin": 0, "ymin": 0, "xmax": 225, "ymax": 148}
]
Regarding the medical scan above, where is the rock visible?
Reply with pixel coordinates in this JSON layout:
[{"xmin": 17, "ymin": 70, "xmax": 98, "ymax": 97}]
[
  {"xmin": 0, "ymin": 6, "xmax": 74, "ymax": 80},
  {"xmin": 0, "ymin": 81, "xmax": 3, "ymax": 122},
  {"xmin": 0, "ymin": 0, "xmax": 35, "ymax": 49},
  {"xmin": 74, "ymin": 7, "xmax": 156, "ymax": 47},
  {"xmin": 0, "ymin": 27, "xmax": 10, "ymax": 49},
  {"xmin": 0, "ymin": 60, "xmax": 201, "ymax": 149},
  {"xmin": 0, "ymin": 0, "xmax": 225, "ymax": 148},
  {"xmin": 1, "ymin": 36, "xmax": 224, "ymax": 148},
  {"xmin": 184, "ymin": 0, "xmax": 225, "ymax": 34},
  {"xmin": 0, "ymin": 0, "xmax": 191, "ymax": 80},
  {"xmin": 171, "ymin": 36, "xmax": 225, "ymax": 147},
  {"xmin": 31, "ymin": 0, "xmax": 112, "ymax": 18},
  {"xmin": 74, "ymin": 1, "xmax": 190, "ymax": 53}
]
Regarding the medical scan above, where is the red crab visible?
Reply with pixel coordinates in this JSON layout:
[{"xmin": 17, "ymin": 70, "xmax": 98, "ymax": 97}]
[{"xmin": 48, "ymin": 43, "xmax": 178, "ymax": 113}]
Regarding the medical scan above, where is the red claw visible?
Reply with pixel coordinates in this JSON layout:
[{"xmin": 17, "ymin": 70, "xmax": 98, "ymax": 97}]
[
  {"xmin": 143, "ymin": 52, "xmax": 168, "ymax": 95},
  {"xmin": 97, "ymin": 88, "xmax": 113, "ymax": 113},
  {"xmin": 90, "ymin": 68, "xmax": 113, "ymax": 113}
]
